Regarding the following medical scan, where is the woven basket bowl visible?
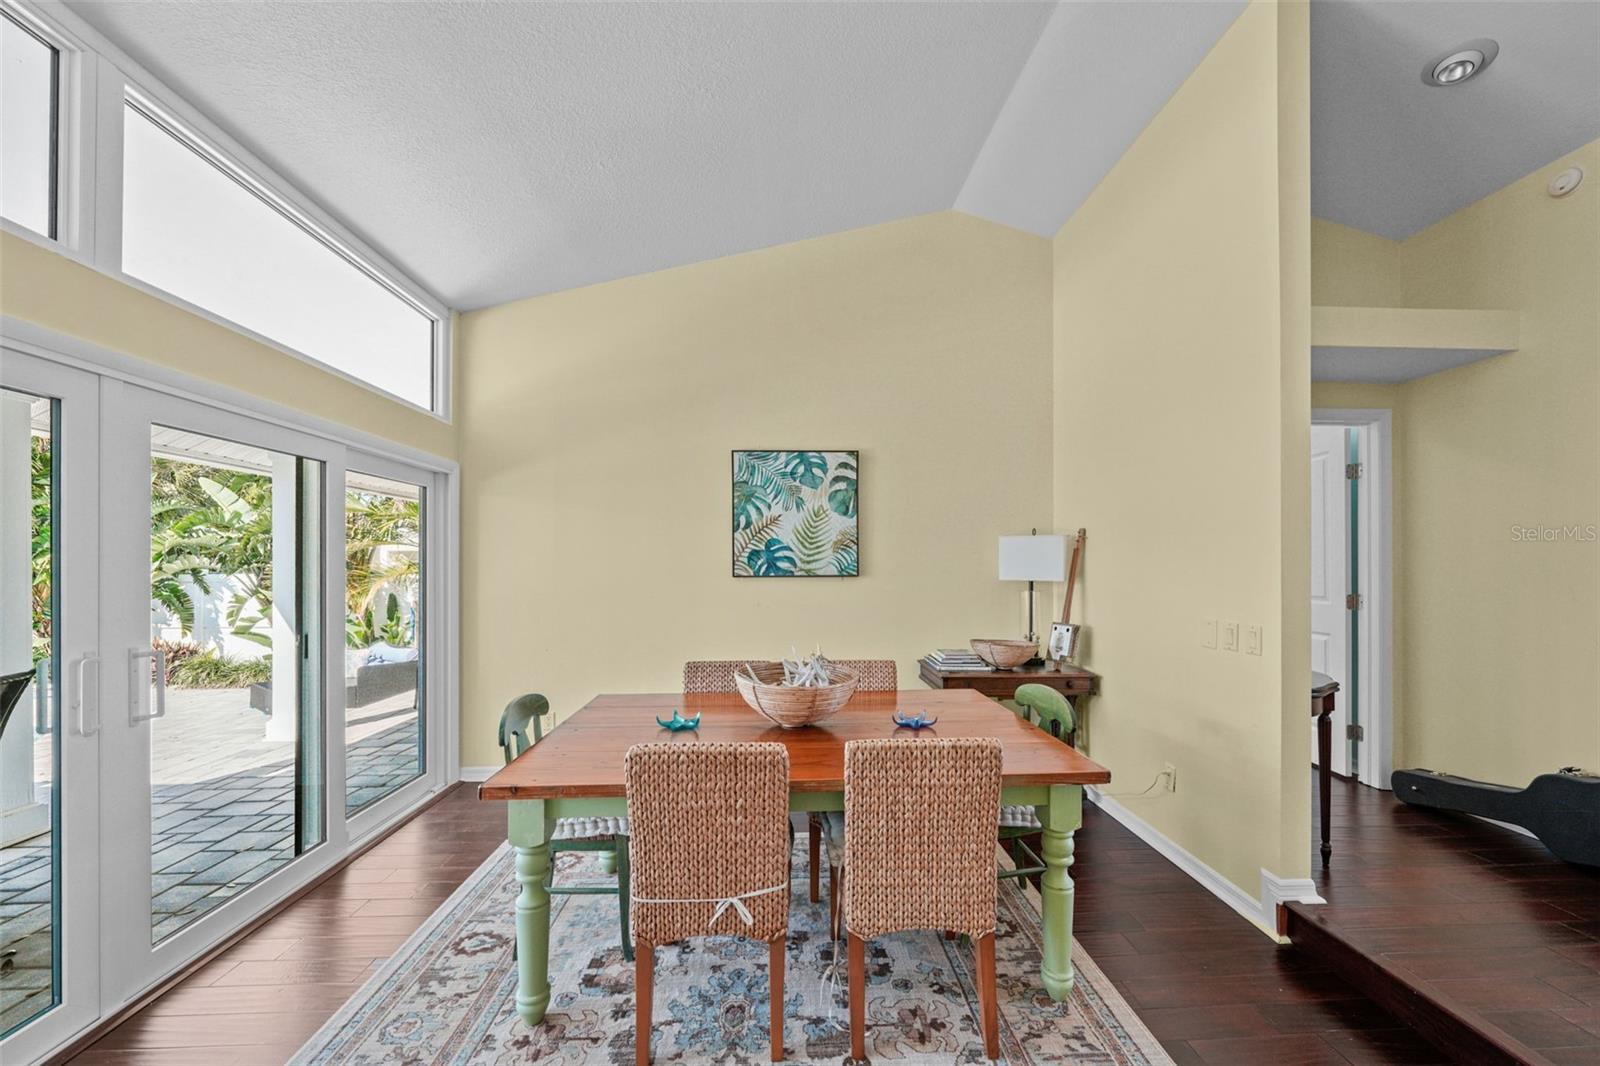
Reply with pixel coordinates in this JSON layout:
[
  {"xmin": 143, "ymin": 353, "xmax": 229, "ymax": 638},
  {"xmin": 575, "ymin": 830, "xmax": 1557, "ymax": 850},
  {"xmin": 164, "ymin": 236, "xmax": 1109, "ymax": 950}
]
[
  {"xmin": 734, "ymin": 661, "xmax": 860, "ymax": 728},
  {"xmin": 970, "ymin": 638, "xmax": 1036, "ymax": 670}
]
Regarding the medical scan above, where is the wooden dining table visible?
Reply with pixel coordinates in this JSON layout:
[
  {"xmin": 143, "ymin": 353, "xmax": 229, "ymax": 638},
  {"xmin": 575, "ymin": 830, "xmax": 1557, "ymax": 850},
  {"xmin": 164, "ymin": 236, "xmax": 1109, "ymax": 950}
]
[{"xmin": 478, "ymin": 687, "xmax": 1111, "ymax": 1028}]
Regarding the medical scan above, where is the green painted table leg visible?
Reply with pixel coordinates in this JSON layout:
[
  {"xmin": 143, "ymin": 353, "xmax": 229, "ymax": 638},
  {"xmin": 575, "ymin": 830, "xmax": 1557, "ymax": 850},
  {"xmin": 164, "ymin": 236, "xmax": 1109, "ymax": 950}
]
[
  {"xmin": 509, "ymin": 800, "xmax": 553, "ymax": 1026},
  {"xmin": 1040, "ymin": 783, "xmax": 1082, "ymax": 1000}
]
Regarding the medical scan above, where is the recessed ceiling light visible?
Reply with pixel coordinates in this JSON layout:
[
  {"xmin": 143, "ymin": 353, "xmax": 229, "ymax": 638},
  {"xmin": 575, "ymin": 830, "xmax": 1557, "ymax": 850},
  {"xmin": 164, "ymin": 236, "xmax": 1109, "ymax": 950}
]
[{"xmin": 1423, "ymin": 39, "xmax": 1499, "ymax": 87}]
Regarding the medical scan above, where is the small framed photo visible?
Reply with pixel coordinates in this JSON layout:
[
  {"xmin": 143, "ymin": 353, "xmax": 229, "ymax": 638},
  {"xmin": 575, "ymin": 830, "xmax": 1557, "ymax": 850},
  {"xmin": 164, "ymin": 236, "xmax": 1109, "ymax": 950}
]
[{"xmin": 1048, "ymin": 622, "xmax": 1079, "ymax": 663}]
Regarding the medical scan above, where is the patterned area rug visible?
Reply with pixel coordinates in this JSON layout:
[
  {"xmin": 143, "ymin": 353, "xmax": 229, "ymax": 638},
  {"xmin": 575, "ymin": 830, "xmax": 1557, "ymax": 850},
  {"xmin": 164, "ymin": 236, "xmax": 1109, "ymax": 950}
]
[{"xmin": 292, "ymin": 839, "xmax": 1170, "ymax": 1065}]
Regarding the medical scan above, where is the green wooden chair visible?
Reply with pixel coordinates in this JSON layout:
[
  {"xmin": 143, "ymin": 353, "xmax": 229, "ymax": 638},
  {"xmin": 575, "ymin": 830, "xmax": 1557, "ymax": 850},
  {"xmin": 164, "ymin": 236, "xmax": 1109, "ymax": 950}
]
[
  {"xmin": 996, "ymin": 684, "xmax": 1077, "ymax": 881},
  {"xmin": 499, "ymin": 693, "xmax": 633, "ymax": 961}
]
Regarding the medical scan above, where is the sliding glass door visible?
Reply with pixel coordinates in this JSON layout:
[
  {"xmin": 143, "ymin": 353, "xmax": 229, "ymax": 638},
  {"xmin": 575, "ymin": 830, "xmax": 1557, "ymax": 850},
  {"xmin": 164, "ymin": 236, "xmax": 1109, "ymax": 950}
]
[
  {"xmin": 0, "ymin": 344, "xmax": 452, "ymax": 1061},
  {"xmin": 97, "ymin": 381, "xmax": 333, "ymax": 995},
  {"xmin": 343, "ymin": 469, "xmax": 426, "ymax": 813},
  {"xmin": 0, "ymin": 352, "xmax": 101, "ymax": 1063}
]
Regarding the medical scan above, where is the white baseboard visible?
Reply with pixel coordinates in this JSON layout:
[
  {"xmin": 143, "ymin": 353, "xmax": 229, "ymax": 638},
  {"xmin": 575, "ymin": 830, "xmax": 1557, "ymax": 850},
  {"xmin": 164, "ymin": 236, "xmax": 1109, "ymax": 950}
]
[
  {"xmin": 458, "ymin": 766, "xmax": 498, "ymax": 782},
  {"xmin": 1086, "ymin": 787, "xmax": 1321, "ymax": 941},
  {"xmin": 1260, "ymin": 869, "xmax": 1326, "ymax": 933}
]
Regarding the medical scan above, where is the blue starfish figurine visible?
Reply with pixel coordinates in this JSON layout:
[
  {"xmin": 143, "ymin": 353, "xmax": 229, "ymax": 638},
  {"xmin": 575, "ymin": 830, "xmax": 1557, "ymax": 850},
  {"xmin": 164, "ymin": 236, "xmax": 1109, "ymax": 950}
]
[
  {"xmin": 655, "ymin": 709, "xmax": 701, "ymax": 732},
  {"xmin": 892, "ymin": 710, "xmax": 939, "ymax": 730}
]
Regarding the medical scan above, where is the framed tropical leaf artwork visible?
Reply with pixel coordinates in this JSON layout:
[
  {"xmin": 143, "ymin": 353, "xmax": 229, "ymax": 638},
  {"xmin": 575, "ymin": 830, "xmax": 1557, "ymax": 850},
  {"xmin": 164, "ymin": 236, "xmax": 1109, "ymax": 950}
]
[{"xmin": 732, "ymin": 450, "xmax": 859, "ymax": 577}]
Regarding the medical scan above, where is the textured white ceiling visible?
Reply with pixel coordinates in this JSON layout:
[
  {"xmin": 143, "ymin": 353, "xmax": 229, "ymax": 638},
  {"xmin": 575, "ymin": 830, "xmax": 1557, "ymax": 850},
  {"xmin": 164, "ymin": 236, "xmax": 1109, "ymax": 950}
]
[
  {"xmin": 68, "ymin": 1, "xmax": 1060, "ymax": 310},
  {"xmin": 64, "ymin": 0, "xmax": 1255, "ymax": 311},
  {"xmin": 66, "ymin": 1, "xmax": 1590, "ymax": 310},
  {"xmin": 1311, "ymin": 0, "xmax": 1600, "ymax": 239}
]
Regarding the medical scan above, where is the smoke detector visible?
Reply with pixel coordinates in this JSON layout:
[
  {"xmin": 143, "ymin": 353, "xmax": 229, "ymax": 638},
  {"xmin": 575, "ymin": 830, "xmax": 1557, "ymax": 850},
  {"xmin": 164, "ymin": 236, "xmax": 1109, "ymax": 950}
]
[{"xmin": 1548, "ymin": 167, "xmax": 1584, "ymax": 198}]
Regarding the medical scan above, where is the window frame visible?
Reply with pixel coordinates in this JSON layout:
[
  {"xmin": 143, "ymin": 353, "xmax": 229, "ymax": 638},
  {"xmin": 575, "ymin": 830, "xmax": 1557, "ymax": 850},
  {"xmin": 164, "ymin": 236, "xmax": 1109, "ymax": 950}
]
[
  {"xmin": 1, "ymin": 2, "xmax": 68, "ymax": 240},
  {"xmin": 0, "ymin": 0, "xmax": 454, "ymax": 421}
]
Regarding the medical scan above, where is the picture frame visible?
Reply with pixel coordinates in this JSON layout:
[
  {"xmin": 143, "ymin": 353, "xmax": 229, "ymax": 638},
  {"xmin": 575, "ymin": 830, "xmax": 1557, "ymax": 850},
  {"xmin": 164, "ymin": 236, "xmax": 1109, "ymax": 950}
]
[{"xmin": 731, "ymin": 449, "xmax": 859, "ymax": 578}]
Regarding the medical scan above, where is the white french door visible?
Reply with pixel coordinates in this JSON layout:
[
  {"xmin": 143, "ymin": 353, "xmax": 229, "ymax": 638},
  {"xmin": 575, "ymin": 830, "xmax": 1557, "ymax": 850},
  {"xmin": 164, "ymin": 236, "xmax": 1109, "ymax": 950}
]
[
  {"xmin": 0, "ymin": 350, "xmax": 101, "ymax": 1063},
  {"xmin": 2, "ymin": 337, "xmax": 454, "ymax": 1060}
]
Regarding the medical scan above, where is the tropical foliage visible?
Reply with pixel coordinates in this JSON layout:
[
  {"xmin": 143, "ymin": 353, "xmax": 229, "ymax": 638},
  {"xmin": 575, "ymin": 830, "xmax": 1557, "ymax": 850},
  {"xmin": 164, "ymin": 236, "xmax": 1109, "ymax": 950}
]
[
  {"xmin": 151, "ymin": 459, "xmax": 276, "ymax": 645},
  {"xmin": 732, "ymin": 451, "xmax": 858, "ymax": 577},
  {"xmin": 344, "ymin": 491, "xmax": 420, "ymax": 648},
  {"xmin": 26, "ymin": 442, "xmax": 421, "ymax": 681},
  {"xmin": 167, "ymin": 650, "xmax": 274, "ymax": 689},
  {"xmin": 30, "ymin": 436, "xmax": 51, "ymax": 664}
]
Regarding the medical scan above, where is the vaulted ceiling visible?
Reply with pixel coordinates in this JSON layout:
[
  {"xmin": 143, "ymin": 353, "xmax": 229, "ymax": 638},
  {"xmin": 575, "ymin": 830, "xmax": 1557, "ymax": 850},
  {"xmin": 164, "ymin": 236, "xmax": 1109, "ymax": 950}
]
[{"xmin": 65, "ymin": 1, "xmax": 1600, "ymax": 310}]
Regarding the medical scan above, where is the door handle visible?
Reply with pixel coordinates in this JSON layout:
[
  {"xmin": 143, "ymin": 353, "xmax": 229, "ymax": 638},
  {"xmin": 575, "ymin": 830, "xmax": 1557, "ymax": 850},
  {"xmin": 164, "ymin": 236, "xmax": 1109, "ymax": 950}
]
[
  {"xmin": 35, "ymin": 657, "xmax": 51, "ymax": 734},
  {"xmin": 72, "ymin": 654, "xmax": 100, "ymax": 737},
  {"xmin": 129, "ymin": 647, "xmax": 167, "ymax": 725}
]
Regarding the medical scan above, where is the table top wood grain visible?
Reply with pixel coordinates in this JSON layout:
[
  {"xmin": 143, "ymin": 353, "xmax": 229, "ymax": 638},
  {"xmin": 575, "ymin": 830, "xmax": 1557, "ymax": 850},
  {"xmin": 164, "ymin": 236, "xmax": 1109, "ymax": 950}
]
[{"xmin": 478, "ymin": 689, "xmax": 1111, "ymax": 800}]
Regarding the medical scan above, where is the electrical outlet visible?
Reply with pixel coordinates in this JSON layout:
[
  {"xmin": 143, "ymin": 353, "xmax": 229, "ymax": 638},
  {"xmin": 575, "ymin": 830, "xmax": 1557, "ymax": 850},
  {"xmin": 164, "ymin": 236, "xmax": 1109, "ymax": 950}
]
[
  {"xmin": 1163, "ymin": 762, "xmax": 1177, "ymax": 792},
  {"xmin": 1200, "ymin": 619, "xmax": 1217, "ymax": 649},
  {"xmin": 1246, "ymin": 624, "xmax": 1263, "ymax": 656},
  {"xmin": 1221, "ymin": 621, "xmax": 1239, "ymax": 652}
]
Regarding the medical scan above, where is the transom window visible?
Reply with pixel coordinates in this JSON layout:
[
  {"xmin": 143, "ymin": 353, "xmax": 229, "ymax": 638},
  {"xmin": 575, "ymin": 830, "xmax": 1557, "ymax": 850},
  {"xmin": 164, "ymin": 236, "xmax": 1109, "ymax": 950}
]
[
  {"xmin": 120, "ymin": 102, "xmax": 438, "ymax": 410},
  {"xmin": 0, "ymin": 10, "xmax": 58, "ymax": 238}
]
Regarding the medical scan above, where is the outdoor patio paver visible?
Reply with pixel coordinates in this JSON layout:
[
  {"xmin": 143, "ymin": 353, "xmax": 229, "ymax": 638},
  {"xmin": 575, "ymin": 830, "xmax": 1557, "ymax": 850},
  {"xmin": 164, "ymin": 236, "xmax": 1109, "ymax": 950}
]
[{"xmin": 0, "ymin": 686, "xmax": 421, "ymax": 1033}]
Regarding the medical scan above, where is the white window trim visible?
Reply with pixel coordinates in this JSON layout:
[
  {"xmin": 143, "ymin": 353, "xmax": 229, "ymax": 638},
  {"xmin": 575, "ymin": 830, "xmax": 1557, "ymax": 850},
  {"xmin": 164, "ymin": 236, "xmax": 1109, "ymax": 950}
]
[{"xmin": 2, "ymin": 0, "xmax": 456, "ymax": 422}]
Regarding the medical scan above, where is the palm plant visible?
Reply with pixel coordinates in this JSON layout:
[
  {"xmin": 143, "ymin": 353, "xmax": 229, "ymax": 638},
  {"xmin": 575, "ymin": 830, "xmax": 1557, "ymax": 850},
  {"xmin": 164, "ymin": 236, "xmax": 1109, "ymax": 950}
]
[
  {"xmin": 344, "ymin": 491, "xmax": 420, "ymax": 648},
  {"xmin": 30, "ymin": 436, "xmax": 52, "ymax": 663},
  {"xmin": 149, "ymin": 459, "xmax": 275, "ymax": 642}
]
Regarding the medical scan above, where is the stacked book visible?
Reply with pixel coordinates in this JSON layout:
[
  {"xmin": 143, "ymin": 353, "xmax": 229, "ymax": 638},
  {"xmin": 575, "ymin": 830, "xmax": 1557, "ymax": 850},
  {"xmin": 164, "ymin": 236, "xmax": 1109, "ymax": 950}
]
[{"xmin": 925, "ymin": 648, "xmax": 994, "ymax": 671}]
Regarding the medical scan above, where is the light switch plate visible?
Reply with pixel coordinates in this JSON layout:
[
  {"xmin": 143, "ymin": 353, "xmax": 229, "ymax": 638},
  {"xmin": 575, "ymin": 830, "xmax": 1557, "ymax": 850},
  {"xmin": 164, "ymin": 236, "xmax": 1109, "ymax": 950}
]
[
  {"xmin": 1201, "ymin": 620, "xmax": 1218, "ymax": 649},
  {"xmin": 1221, "ymin": 621, "xmax": 1239, "ymax": 652},
  {"xmin": 1246, "ymin": 625, "xmax": 1263, "ymax": 655}
]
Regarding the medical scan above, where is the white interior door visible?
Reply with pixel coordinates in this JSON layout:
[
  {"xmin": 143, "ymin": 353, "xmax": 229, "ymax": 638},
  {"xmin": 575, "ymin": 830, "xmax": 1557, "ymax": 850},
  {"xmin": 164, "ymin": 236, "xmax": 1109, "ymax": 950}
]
[
  {"xmin": 0, "ymin": 351, "xmax": 102, "ymax": 1061},
  {"xmin": 1310, "ymin": 425, "xmax": 1351, "ymax": 777}
]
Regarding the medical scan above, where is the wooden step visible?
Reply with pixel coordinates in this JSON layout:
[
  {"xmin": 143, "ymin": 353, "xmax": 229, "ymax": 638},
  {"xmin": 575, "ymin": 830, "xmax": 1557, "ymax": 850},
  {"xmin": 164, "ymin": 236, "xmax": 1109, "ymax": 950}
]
[{"xmin": 1283, "ymin": 900, "xmax": 1553, "ymax": 1066}]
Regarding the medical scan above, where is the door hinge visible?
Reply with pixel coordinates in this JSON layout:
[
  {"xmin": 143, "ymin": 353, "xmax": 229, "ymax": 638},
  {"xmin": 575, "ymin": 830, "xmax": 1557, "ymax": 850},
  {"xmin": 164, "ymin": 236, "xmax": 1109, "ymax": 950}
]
[
  {"xmin": 1346, "ymin": 462, "xmax": 1363, "ymax": 480},
  {"xmin": 1346, "ymin": 723, "xmax": 1365, "ymax": 742},
  {"xmin": 1346, "ymin": 592, "xmax": 1363, "ymax": 610}
]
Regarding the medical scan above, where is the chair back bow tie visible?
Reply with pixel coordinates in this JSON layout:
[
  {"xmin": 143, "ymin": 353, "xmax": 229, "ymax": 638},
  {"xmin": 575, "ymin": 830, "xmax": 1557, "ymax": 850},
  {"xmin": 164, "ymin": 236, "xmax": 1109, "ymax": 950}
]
[{"xmin": 632, "ymin": 883, "xmax": 787, "ymax": 929}]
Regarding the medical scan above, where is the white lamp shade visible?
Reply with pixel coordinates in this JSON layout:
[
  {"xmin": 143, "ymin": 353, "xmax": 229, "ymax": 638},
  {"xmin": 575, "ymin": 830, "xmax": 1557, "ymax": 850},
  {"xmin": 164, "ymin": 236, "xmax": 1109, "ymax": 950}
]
[{"xmin": 998, "ymin": 534, "xmax": 1066, "ymax": 582}]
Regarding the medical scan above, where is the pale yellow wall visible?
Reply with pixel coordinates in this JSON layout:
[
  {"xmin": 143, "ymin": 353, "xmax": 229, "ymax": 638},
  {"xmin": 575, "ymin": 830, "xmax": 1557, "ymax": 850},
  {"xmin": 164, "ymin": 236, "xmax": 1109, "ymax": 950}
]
[
  {"xmin": 1052, "ymin": 1, "xmax": 1311, "ymax": 896},
  {"xmin": 1396, "ymin": 141, "xmax": 1599, "ymax": 783},
  {"xmin": 456, "ymin": 211, "xmax": 1053, "ymax": 767},
  {"xmin": 0, "ymin": 232, "xmax": 457, "ymax": 458},
  {"xmin": 1310, "ymin": 141, "xmax": 1600, "ymax": 784},
  {"xmin": 1310, "ymin": 219, "xmax": 1402, "ymax": 307}
]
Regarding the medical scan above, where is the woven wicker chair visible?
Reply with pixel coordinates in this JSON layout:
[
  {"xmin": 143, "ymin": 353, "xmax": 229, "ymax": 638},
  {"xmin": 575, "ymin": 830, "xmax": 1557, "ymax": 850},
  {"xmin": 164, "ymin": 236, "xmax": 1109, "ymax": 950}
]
[
  {"xmin": 625, "ymin": 742, "xmax": 792, "ymax": 1065},
  {"xmin": 499, "ymin": 694, "xmax": 633, "ymax": 961},
  {"xmin": 680, "ymin": 658, "xmax": 896, "ymax": 907},
  {"xmin": 842, "ymin": 737, "xmax": 1003, "ymax": 1062}
]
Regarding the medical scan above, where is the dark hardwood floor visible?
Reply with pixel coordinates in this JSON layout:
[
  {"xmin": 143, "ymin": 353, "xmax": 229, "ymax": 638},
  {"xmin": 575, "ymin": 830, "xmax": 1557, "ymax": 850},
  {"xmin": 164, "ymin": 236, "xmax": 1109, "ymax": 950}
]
[
  {"xmin": 1073, "ymin": 799, "xmax": 1444, "ymax": 1065},
  {"xmin": 61, "ymin": 783, "xmax": 1434, "ymax": 1065},
  {"xmin": 1287, "ymin": 774, "xmax": 1600, "ymax": 1066},
  {"xmin": 63, "ymin": 787, "xmax": 507, "ymax": 1066}
]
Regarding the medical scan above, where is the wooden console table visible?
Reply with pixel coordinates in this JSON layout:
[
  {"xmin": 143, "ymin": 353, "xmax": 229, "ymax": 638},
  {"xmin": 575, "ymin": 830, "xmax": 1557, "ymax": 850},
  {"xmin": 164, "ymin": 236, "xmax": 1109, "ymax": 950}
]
[
  {"xmin": 1312, "ymin": 672, "xmax": 1340, "ymax": 867},
  {"xmin": 919, "ymin": 658, "xmax": 1099, "ymax": 746}
]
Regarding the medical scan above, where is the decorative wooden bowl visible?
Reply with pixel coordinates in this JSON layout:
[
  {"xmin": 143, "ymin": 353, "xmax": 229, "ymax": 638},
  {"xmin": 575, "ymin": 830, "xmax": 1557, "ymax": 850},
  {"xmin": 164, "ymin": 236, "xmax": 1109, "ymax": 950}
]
[
  {"xmin": 734, "ymin": 661, "xmax": 860, "ymax": 729},
  {"xmin": 970, "ymin": 638, "xmax": 1036, "ymax": 670}
]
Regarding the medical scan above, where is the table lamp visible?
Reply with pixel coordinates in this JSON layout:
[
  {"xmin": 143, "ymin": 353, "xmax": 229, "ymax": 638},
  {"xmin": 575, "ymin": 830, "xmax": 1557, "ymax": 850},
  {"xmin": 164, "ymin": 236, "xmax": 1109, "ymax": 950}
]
[{"xmin": 999, "ymin": 530, "xmax": 1066, "ymax": 646}]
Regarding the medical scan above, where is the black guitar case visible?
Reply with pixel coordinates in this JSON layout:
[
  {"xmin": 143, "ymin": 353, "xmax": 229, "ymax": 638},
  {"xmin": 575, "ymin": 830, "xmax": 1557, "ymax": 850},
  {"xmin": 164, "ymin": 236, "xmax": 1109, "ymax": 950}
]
[{"xmin": 1391, "ymin": 767, "xmax": 1600, "ymax": 868}]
